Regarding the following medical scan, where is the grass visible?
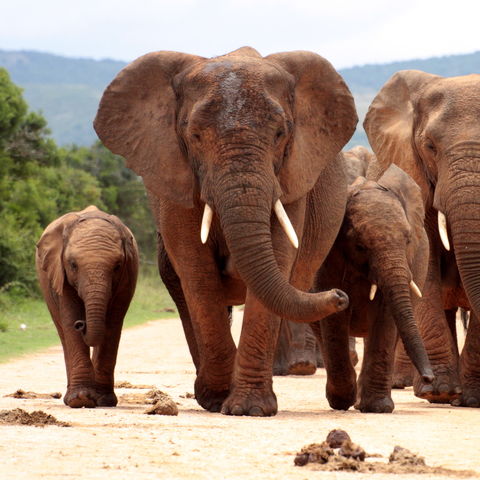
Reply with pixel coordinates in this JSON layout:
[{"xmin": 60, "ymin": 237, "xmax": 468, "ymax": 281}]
[{"xmin": 0, "ymin": 267, "xmax": 177, "ymax": 364}]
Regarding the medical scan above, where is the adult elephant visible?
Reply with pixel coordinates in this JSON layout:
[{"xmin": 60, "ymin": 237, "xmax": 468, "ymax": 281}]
[
  {"xmin": 94, "ymin": 47, "xmax": 357, "ymax": 416},
  {"xmin": 364, "ymin": 70, "xmax": 480, "ymax": 407}
]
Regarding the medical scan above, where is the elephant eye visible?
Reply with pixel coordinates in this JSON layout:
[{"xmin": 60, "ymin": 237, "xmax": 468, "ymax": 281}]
[
  {"xmin": 426, "ymin": 140, "xmax": 437, "ymax": 154},
  {"xmin": 274, "ymin": 129, "xmax": 284, "ymax": 143},
  {"xmin": 70, "ymin": 260, "xmax": 78, "ymax": 271},
  {"xmin": 113, "ymin": 262, "xmax": 122, "ymax": 272}
]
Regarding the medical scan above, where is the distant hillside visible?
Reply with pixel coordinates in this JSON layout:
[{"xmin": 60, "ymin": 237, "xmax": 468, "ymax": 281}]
[{"xmin": 1, "ymin": 49, "xmax": 479, "ymax": 147}]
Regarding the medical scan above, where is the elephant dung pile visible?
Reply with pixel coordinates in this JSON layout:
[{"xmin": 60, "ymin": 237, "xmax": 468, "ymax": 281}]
[
  {"xmin": 294, "ymin": 429, "xmax": 474, "ymax": 475},
  {"xmin": 0, "ymin": 408, "xmax": 70, "ymax": 427},
  {"xmin": 119, "ymin": 387, "xmax": 178, "ymax": 416}
]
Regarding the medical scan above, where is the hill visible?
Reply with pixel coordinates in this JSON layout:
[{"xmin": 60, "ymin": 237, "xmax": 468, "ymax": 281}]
[{"xmin": 1, "ymin": 49, "xmax": 479, "ymax": 147}]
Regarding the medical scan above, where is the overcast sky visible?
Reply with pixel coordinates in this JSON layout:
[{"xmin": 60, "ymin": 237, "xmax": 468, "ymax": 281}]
[{"xmin": 1, "ymin": 0, "xmax": 479, "ymax": 69}]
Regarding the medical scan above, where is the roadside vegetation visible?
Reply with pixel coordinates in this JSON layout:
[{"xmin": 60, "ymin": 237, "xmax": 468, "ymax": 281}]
[{"xmin": 0, "ymin": 67, "xmax": 175, "ymax": 362}]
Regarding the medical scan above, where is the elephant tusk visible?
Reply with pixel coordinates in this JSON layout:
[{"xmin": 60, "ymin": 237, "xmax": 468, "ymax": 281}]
[
  {"xmin": 274, "ymin": 199, "xmax": 299, "ymax": 249},
  {"xmin": 369, "ymin": 283, "xmax": 377, "ymax": 301},
  {"xmin": 410, "ymin": 280, "xmax": 423, "ymax": 298},
  {"xmin": 438, "ymin": 210, "xmax": 450, "ymax": 251},
  {"xmin": 200, "ymin": 204, "xmax": 214, "ymax": 244}
]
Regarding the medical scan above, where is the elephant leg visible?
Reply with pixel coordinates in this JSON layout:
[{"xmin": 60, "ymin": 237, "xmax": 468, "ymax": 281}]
[
  {"xmin": 349, "ymin": 336, "xmax": 358, "ymax": 367},
  {"xmin": 273, "ymin": 318, "xmax": 292, "ymax": 376},
  {"xmin": 315, "ymin": 313, "xmax": 356, "ymax": 411},
  {"xmin": 221, "ymin": 292, "xmax": 280, "ymax": 416},
  {"xmin": 286, "ymin": 322, "xmax": 317, "ymax": 375},
  {"xmin": 454, "ymin": 312, "xmax": 480, "ymax": 407},
  {"xmin": 356, "ymin": 307, "xmax": 396, "ymax": 413},
  {"xmin": 56, "ymin": 289, "xmax": 98, "ymax": 408},
  {"xmin": 91, "ymin": 315, "xmax": 125, "ymax": 407},
  {"xmin": 412, "ymin": 287, "xmax": 461, "ymax": 403},
  {"xmin": 392, "ymin": 337, "xmax": 414, "ymax": 389},
  {"xmin": 157, "ymin": 234, "xmax": 200, "ymax": 371},
  {"xmin": 273, "ymin": 320, "xmax": 317, "ymax": 375}
]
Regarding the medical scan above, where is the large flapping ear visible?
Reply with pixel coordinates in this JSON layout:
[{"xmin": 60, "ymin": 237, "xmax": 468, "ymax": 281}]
[
  {"xmin": 266, "ymin": 51, "xmax": 358, "ymax": 204},
  {"xmin": 94, "ymin": 51, "xmax": 204, "ymax": 208},
  {"xmin": 363, "ymin": 70, "xmax": 439, "ymax": 196},
  {"xmin": 36, "ymin": 212, "xmax": 80, "ymax": 296}
]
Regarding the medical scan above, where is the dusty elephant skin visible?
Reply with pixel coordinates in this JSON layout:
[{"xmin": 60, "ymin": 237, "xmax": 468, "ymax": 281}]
[
  {"xmin": 94, "ymin": 47, "xmax": 357, "ymax": 416},
  {"xmin": 364, "ymin": 71, "xmax": 480, "ymax": 407},
  {"xmin": 35, "ymin": 205, "xmax": 139, "ymax": 408},
  {"xmin": 314, "ymin": 154, "xmax": 433, "ymax": 413}
]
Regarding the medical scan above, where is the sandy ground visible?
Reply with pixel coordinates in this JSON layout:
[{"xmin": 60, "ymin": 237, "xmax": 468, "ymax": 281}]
[{"xmin": 1, "ymin": 310, "xmax": 480, "ymax": 480}]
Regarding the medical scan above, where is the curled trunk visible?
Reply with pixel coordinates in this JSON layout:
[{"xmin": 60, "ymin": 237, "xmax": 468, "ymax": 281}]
[{"xmin": 212, "ymin": 163, "xmax": 346, "ymax": 323}]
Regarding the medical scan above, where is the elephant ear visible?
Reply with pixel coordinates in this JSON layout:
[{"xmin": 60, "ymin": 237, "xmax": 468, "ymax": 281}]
[
  {"xmin": 36, "ymin": 212, "xmax": 80, "ymax": 296},
  {"xmin": 108, "ymin": 214, "xmax": 139, "ymax": 283},
  {"xmin": 94, "ymin": 51, "xmax": 204, "ymax": 208},
  {"xmin": 363, "ymin": 70, "xmax": 440, "ymax": 198},
  {"xmin": 266, "ymin": 51, "xmax": 358, "ymax": 204}
]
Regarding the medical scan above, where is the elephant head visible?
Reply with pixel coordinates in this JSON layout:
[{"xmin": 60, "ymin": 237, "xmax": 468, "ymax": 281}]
[
  {"xmin": 342, "ymin": 165, "xmax": 433, "ymax": 382},
  {"xmin": 94, "ymin": 47, "xmax": 357, "ymax": 322},
  {"xmin": 364, "ymin": 71, "xmax": 480, "ymax": 319},
  {"xmin": 36, "ymin": 206, "xmax": 138, "ymax": 347}
]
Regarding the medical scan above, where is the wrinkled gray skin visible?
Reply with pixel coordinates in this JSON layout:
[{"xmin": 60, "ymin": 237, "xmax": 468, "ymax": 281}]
[
  {"xmin": 314, "ymin": 163, "xmax": 433, "ymax": 413},
  {"xmin": 94, "ymin": 47, "xmax": 357, "ymax": 416},
  {"xmin": 364, "ymin": 70, "xmax": 480, "ymax": 407},
  {"xmin": 273, "ymin": 146, "xmax": 372, "ymax": 376},
  {"xmin": 36, "ymin": 206, "xmax": 138, "ymax": 408}
]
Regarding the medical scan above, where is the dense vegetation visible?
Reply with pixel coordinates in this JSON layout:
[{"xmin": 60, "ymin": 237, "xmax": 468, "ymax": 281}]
[
  {"xmin": 1, "ymin": 49, "xmax": 479, "ymax": 146},
  {"xmin": 0, "ymin": 67, "xmax": 156, "ymax": 311}
]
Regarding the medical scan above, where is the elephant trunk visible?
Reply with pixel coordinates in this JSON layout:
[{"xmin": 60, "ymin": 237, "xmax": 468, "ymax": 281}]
[
  {"xmin": 376, "ymin": 254, "xmax": 434, "ymax": 382},
  {"xmin": 445, "ymin": 147, "xmax": 480, "ymax": 318},
  {"xmin": 81, "ymin": 282, "xmax": 110, "ymax": 347},
  {"xmin": 211, "ymin": 161, "xmax": 347, "ymax": 323}
]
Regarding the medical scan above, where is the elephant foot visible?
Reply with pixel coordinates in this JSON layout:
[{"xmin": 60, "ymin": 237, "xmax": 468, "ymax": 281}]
[
  {"xmin": 194, "ymin": 377, "xmax": 230, "ymax": 413},
  {"xmin": 326, "ymin": 381, "xmax": 356, "ymax": 411},
  {"xmin": 221, "ymin": 385, "xmax": 278, "ymax": 416},
  {"xmin": 451, "ymin": 386, "xmax": 480, "ymax": 407},
  {"xmin": 288, "ymin": 361, "xmax": 317, "ymax": 376},
  {"xmin": 414, "ymin": 370, "xmax": 461, "ymax": 404},
  {"xmin": 392, "ymin": 371, "xmax": 413, "ymax": 389},
  {"xmin": 95, "ymin": 385, "xmax": 118, "ymax": 407},
  {"xmin": 64, "ymin": 386, "xmax": 98, "ymax": 408},
  {"xmin": 355, "ymin": 395, "xmax": 394, "ymax": 413}
]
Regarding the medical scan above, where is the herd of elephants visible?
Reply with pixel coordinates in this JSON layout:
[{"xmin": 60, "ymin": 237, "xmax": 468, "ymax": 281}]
[{"xmin": 34, "ymin": 46, "xmax": 480, "ymax": 417}]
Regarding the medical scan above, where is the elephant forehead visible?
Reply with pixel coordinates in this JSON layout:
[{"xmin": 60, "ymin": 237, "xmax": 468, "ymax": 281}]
[{"xmin": 67, "ymin": 219, "xmax": 123, "ymax": 251}]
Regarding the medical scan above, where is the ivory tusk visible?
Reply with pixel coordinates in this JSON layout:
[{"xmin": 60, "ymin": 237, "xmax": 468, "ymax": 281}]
[
  {"xmin": 410, "ymin": 280, "xmax": 423, "ymax": 298},
  {"xmin": 274, "ymin": 199, "xmax": 299, "ymax": 249},
  {"xmin": 200, "ymin": 204, "xmax": 213, "ymax": 244},
  {"xmin": 369, "ymin": 283, "xmax": 377, "ymax": 301},
  {"xmin": 438, "ymin": 211, "xmax": 450, "ymax": 251}
]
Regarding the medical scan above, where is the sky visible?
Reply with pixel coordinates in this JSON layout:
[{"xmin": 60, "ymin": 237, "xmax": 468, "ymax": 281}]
[{"xmin": 1, "ymin": 0, "xmax": 479, "ymax": 69}]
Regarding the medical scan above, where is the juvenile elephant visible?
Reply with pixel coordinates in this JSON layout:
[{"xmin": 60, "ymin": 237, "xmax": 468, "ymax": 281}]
[
  {"xmin": 94, "ymin": 47, "xmax": 357, "ymax": 416},
  {"xmin": 36, "ymin": 206, "xmax": 139, "ymax": 408},
  {"xmin": 273, "ymin": 145, "xmax": 373, "ymax": 376},
  {"xmin": 314, "ymin": 164, "xmax": 433, "ymax": 413},
  {"xmin": 364, "ymin": 70, "xmax": 480, "ymax": 407}
]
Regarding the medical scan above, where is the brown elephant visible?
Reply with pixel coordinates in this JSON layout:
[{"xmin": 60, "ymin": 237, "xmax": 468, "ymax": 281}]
[
  {"xmin": 364, "ymin": 71, "xmax": 480, "ymax": 407},
  {"xmin": 94, "ymin": 47, "xmax": 357, "ymax": 416},
  {"xmin": 273, "ymin": 145, "xmax": 373, "ymax": 376},
  {"xmin": 36, "ymin": 205, "xmax": 139, "ymax": 408},
  {"xmin": 314, "ymin": 163, "xmax": 433, "ymax": 413}
]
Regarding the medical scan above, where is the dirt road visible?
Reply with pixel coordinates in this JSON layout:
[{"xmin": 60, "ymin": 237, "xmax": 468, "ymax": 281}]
[{"xmin": 1, "ymin": 310, "xmax": 480, "ymax": 479}]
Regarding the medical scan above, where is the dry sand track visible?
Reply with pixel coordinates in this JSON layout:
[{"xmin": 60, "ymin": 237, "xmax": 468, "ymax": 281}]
[{"xmin": 1, "ymin": 310, "xmax": 480, "ymax": 479}]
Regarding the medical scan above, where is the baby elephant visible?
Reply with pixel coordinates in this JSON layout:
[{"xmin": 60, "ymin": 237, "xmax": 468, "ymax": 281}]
[
  {"xmin": 315, "ymin": 163, "xmax": 433, "ymax": 413},
  {"xmin": 36, "ymin": 206, "xmax": 139, "ymax": 408}
]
